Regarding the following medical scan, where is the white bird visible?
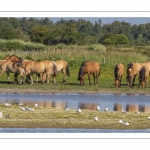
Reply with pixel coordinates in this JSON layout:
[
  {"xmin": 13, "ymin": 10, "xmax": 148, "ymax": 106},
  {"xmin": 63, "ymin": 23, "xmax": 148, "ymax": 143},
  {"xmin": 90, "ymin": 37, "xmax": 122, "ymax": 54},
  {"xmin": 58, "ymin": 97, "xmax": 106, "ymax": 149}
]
[
  {"xmin": 124, "ymin": 122, "xmax": 129, "ymax": 125},
  {"xmin": 119, "ymin": 119, "xmax": 129, "ymax": 125},
  {"xmin": 18, "ymin": 103, "xmax": 23, "ymax": 106},
  {"xmin": 28, "ymin": 108, "xmax": 35, "ymax": 111},
  {"xmin": 5, "ymin": 103, "xmax": 11, "ymax": 106},
  {"xmin": 148, "ymin": 116, "xmax": 150, "ymax": 120},
  {"xmin": 135, "ymin": 112, "xmax": 140, "ymax": 114},
  {"xmin": 94, "ymin": 116, "xmax": 98, "ymax": 122},
  {"xmin": 64, "ymin": 107, "xmax": 69, "ymax": 111},
  {"xmin": 119, "ymin": 120, "xmax": 123, "ymax": 124},
  {"xmin": 19, "ymin": 106, "xmax": 25, "ymax": 111},
  {"xmin": 0, "ymin": 112, "xmax": 2, "ymax": 118},
  {"xmin": 121, "ymin": 109, "xmax": 125, "ymax": 113},
  {"xmin": 96, "ymin": 105, "xmax": 100, "ymax": 111},
  {"xmin": 77, "ymin": 108, "xmax": 81, "ymax": 113},
  {"xmin": 35, "ymin": 103, "xmax": 38, "ymax": 107},
  {"xmin": 104, "ymin": 106, "xmax": 108, "ymax": 111},
  {"xmin": 25, "ymin": 106, "xmax": 29, "ymax": 111}
]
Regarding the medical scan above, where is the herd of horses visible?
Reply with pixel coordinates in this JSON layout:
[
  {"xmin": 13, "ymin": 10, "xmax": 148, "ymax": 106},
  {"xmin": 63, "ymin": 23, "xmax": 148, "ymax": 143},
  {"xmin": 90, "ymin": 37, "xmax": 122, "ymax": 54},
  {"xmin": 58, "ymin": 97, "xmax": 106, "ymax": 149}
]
[
  {"xmin": 0, "ymin": 54, "xmax": 70, "ymax": 85},
  {"xmin": 0, "ymin": 54, "xmax": 150, "ymax": 88},
  {"xmin": 115, "ymin": 62, "xmax": 150, "ymax": 88}
]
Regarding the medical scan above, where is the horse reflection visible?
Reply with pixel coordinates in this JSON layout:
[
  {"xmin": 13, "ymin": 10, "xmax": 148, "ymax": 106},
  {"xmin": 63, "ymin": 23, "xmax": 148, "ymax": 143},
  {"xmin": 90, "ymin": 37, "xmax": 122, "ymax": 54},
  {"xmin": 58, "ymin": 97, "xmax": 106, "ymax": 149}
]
[
  {"xmin": 126, "ymin": 104, "xmax": 139, "ymax": 112},
  {"xmin": 113, "ymin": 103, "xmax": 122, "ymax": 112},
  {"xmin": 79, "ymin": 102, "xmax": 99, "ymax": 110}
]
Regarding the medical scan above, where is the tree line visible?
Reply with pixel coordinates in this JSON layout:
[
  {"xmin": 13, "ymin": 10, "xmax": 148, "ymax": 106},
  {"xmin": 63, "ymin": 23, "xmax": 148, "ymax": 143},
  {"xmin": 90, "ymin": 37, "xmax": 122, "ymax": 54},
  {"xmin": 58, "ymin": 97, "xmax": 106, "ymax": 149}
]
[{"xmin": 0, "ymin": 17, "xmax": 150, "ymax": 46}]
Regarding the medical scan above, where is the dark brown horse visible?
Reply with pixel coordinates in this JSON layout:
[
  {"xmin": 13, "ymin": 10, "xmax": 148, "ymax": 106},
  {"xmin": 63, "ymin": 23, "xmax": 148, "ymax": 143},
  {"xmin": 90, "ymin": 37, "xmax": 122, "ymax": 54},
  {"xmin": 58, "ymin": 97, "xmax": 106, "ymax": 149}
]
[
  {"xmin": 78, "ymin": 61, "xmax": 100, "ymax": 86},
  {"xmin": 114, "ymin": 63, "xmax": 124, "ymax": 88},
  {"xmin": 138, "ymin": 65, "xmax": 149, "ymax": 88}
]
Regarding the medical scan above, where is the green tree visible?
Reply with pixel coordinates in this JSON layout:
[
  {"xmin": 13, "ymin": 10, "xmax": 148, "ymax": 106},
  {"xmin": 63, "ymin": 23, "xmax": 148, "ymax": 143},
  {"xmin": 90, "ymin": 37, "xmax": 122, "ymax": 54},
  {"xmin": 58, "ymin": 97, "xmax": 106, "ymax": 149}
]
[
  {"xmin": 102, "ymin": 34, "xmax": 129, "ymax": 45},
  {"xmin": 30, "ymin": 25, "xmax": 50, "ymax": 43}
]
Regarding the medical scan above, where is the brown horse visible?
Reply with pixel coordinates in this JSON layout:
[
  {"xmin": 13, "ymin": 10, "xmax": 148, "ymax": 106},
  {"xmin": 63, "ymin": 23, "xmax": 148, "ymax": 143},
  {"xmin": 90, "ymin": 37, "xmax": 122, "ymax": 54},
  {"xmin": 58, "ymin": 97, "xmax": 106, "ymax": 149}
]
[
  {"xmin": 138, "ymin": 65, "xmax": 149, "ymax": 88},
  {"xmin": 21, "ymin": 59, "xmax": 42, "ymax": 83},
  {"xmin": 0, "ymin": 55, "xmax": 23, "ymax": 83},
  {"xmin": 126, "ymin": 62, "xmax": 146, "ymax": 87},
  {"xmin": 78, "ymin": 61, "xmax": 100, "ymax": 86},
  {"xmin": 54, "ymin": 60, "xmax": 70, "ymax": 83},
  {"xmin": 0, "ymin": 60, "xmax": 25, "ymax": 84},
  {"xmin": 114, "ymin": 63, "xmax": 124, "ymax": 88},
  {"xmin": 20, "ymin": 60, "xmax": 57, "ymax": 85}
]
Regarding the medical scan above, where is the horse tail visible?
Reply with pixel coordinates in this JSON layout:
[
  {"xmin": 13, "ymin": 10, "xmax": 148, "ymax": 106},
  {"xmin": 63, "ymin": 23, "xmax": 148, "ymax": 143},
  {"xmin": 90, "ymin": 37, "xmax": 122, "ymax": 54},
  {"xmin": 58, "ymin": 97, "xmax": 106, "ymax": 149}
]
[
  {"xmin": 66, "ymin": 63, "xmax": 70, "ymax": 77},
  {"xmin": 139, "ymin": 66, "xmax": 146, "ymax": 82},
  {"xmin": 114, "ymin": 65, "xmax": 119, "ymax": 79},
  {"xmin": 52, "ymin": 61, "xmax": 57, "ymax": 77}
]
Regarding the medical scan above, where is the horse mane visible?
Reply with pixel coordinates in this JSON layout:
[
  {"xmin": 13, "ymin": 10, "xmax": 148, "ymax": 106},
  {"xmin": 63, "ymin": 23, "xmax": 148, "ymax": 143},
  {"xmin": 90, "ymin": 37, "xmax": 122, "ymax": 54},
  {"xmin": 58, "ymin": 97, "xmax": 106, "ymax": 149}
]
[
  {"xmin": 12, "ymin": 60, "xmax": 23, "ymax": 68},
  {"xmin": 114, "ymin": 65, "xmax": 119, "ymax": 79},
  {"xmin": 127, "ymin": 63, "xmax": 133, "ymax": 69},
  {"xmin": 10, "ymin": 54, "xmax": 22, "ymax": 60},
  {"xmin": 139, "ymin": 66, "xmax": 146, "ymax": 82},
  {"xmin": 78, "ymin": 61, "xmax": 88, "ymax": 80}
]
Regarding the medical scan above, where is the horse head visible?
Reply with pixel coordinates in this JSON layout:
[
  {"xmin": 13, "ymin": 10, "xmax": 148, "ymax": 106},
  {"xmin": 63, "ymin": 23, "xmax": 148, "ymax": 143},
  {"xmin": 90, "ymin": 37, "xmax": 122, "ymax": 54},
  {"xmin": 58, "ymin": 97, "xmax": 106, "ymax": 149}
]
[
  {"xmin": 126, "ymin": 63, "xmax": 134, "ymax": 87},
  {"xmin": 10, "ymin": 55, "xmax": 22, "ymax": 62},
  {"xmin": 4, "ymin": 54, "xmax": 11, "ymax": 60},
  {"xmin": 78, "ymin": 63, "xmax": 85, "ymax": 86}
]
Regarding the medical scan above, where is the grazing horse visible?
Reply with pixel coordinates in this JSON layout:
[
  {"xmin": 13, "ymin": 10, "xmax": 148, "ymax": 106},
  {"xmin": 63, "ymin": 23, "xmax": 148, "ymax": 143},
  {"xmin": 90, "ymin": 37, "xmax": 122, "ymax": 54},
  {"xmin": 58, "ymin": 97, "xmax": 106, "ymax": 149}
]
[
  {"xmin": 0, "ymin": 60, "xmax": 25, "ymax": 84},
  {"xmin": 126, "ymin": 62, "xmax": 146, "ymax": 87},
  {"xmin": 54, "ymin": 60, "xmax": 70, "ymax": 83},
  {"xmin": 78, "ymin": 61, "xmax": 100, "ymax": 86},
  {"xmin": 138, "ymin": 65, "xmax": 149, "ymax": 88},
  {"xmin": 114, "ymin": 63, "xmax": 124, "ymax": 88},
  {"xmin": 20, "ymin": 60, "xmax": 57, "ymax": 85}
]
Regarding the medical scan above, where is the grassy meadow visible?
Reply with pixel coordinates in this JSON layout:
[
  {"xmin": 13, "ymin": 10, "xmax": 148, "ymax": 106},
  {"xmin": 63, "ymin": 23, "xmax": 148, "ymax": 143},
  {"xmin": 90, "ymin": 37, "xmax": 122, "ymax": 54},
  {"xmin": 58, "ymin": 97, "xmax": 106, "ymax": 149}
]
[{"xmin": 0, "ymin": 45, "xmax": 149, "ymax": 94}]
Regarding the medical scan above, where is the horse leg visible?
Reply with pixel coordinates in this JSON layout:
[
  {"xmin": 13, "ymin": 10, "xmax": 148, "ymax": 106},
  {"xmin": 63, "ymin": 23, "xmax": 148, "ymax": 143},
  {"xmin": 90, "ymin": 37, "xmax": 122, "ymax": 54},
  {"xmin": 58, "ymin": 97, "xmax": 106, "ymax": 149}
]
[
  {"xmin": 30, "ymin": 74, "xmax": 34, "ymax": 85},
  {"xmin": 145, "ymin": 76, "xmax": 148, "ymax": 88},
  {"xmin": 7, "ymin": 73, "xmax": 11, "ymax": 83},
  {"xmin": 95, "ymin": 72, "xmax": 99, "ymax": 85},
  {"xmin": 25, "ymin": 75, "xmax": 30, "ymax": 84},
  {"xmin": 93, "ymin": 74, "xmax": 96, "ymax": 85},
  {"xmin": 53, "ymin": 75, "xmax": 57, "ymax": 85},
  {"xmin": 62, "ymin": 69, "xmax": 66, "ymax": 83},
  {"xmin": 46, "ymin": 73, "xmax": 50, "ymax": 85},
  {"xmin": 88, "ymin": 73, "xmax": 91, "ymax": 85},
  {"xmin": 14, "ymin": 72, "xmax": 19, "ymax": 84}
]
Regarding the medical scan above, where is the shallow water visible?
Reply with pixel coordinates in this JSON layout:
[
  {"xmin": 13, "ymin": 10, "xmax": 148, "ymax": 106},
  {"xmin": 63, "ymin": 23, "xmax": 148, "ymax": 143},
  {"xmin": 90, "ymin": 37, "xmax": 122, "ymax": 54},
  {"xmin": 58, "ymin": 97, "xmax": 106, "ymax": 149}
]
[
  {"xmin": 0, "ymin": 128, "xmax": 150, "ymax": 133},
  {"xmin": 1, "ymin": 93, "xmax": 150, "ymax": 112}
]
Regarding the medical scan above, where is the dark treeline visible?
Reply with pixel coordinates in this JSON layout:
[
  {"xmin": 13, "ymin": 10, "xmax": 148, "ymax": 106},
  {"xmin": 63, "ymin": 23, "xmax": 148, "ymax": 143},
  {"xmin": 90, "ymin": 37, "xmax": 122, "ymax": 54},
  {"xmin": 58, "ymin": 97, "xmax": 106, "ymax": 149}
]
[{"xmin": 0, "ymin": 17, "xmax": 150, "ymax": 46}]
